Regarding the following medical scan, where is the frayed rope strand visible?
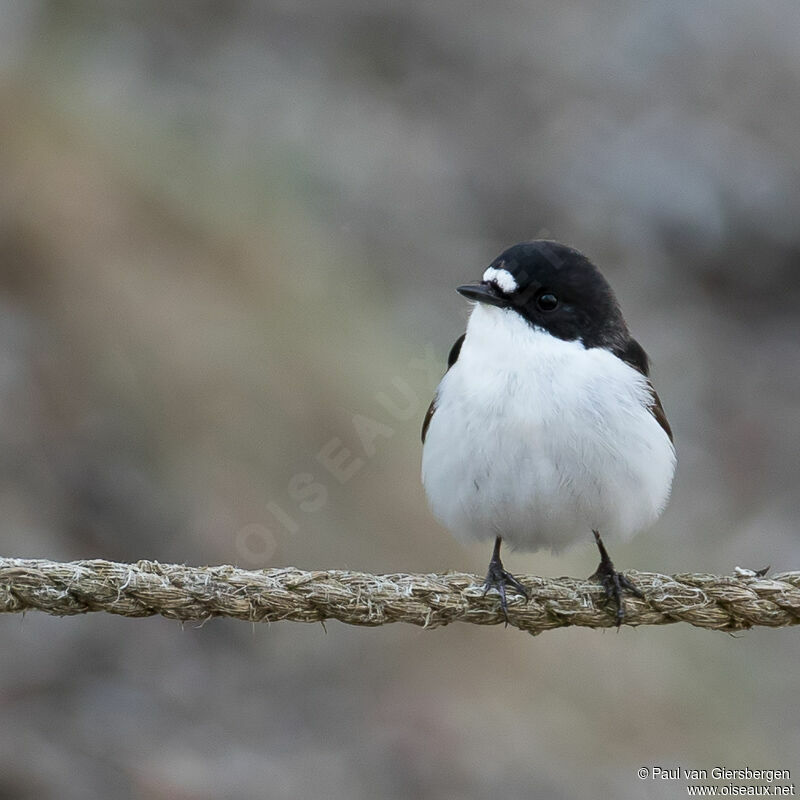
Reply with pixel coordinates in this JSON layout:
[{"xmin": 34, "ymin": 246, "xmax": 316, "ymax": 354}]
[{"xmin": 1, "ymin": 558, "xmax": 798, "ymax": 635}]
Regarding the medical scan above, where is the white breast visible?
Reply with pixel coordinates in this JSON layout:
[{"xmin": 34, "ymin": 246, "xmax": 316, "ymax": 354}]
[{"xmin": 421, "ymin": 304, "xmax": 676, "ymax": 552}]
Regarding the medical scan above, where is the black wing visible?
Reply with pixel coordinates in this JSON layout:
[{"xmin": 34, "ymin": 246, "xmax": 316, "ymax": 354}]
[
  {"xmin": 421, "ymin": 334, "xmax": 465, "ymax": 443},
  {"xmin": 618, "ymin": 337, "xmax": 673, "ymax": 443}
]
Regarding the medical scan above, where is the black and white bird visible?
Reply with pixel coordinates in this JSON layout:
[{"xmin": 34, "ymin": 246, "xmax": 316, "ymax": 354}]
[{"xmin": 421, "ymin": 240, "xmax": 676, "ymax": 625}]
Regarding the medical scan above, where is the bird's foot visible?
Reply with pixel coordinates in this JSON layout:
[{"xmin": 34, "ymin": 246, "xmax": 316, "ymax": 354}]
[
  {"xmin": 590, "ymin": 530, "xmax": 643, "ymax": 628},
  {"xmin": 483, "ymin": 558, "xmax": 529, "ymax": 625},
  {"xmin": 591, "ymin": 559, "xmax": 644, "ymax": 627}
]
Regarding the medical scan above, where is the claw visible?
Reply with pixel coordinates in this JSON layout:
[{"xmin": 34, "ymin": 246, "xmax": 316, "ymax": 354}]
[
  {"xmin": 483, "ymin": 537, "xmax": 528, "ymax": 625},
  {"xmin": 591, "ymin": 530, "xmax": 644, "ymax": 627}
]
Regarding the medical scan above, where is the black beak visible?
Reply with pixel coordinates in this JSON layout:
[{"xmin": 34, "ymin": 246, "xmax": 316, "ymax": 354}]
[{"xmin": 456, "ymin": 281, "xmax": 509, "ymax": 308}]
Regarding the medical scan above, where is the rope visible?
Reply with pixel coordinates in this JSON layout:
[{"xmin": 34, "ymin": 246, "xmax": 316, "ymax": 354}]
[{"xmin": 1, "ymin": 557, "xmax": 798, "ymax": 635}]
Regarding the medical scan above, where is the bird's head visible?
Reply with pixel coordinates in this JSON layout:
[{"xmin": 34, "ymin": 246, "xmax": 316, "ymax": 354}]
[{"xmin": 457, "ymin": 240, "xmax": 630, "ymax": 352}]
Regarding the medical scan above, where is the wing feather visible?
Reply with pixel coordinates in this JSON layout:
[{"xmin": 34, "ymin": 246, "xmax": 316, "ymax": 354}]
[
  {"xmin": 618, "ymin": 337, "xmax": 673, "ymax": 442},
  {"xmin": 421, "ymin": 334, "xmax": 465, "ymax": 443}
]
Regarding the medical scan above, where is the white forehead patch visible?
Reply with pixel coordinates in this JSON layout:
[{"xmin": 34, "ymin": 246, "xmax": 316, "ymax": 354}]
[{"xmin": 482, "ymin": 267, "xmax": 518, "ymax": 294}]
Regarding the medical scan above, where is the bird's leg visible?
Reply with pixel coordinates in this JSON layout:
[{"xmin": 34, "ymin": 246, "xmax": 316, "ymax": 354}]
[
  {"xmin": 590, "ymin": 530, "xmax": 644, "ymax": 627},
  {"xmin": 483, "ymin": 536, "xmax": 529, "ymax": 624}
]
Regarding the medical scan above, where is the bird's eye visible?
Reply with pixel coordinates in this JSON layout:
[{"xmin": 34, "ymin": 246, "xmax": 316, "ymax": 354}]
[{"xmin": 536, "ymin": 292, "xmax": 559, "ymax": 312}]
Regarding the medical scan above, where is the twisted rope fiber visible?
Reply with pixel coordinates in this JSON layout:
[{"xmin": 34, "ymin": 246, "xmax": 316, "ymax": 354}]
[{"xmin": 1, "ymin": 558, "xmax": 799, "ymax": 635}]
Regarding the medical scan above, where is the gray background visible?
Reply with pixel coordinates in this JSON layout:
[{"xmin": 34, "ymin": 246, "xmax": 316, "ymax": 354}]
[{"xmin": 0, "ymin": 2, "xmax": 798, "ymax": 798}]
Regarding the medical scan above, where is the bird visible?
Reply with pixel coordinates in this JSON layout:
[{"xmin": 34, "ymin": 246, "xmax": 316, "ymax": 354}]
[{"xmin": 421, "ymin": 240, "xmax": 676, "ymax": 626}]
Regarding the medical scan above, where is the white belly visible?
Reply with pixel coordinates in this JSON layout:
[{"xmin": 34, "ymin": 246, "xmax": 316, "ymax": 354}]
[{"xmin": 421, "ymin": 305, "xmax": 676, "ymax": 552}]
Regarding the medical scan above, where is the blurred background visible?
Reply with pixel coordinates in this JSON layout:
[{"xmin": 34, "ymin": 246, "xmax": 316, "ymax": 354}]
[{"xmin": 0, "ymin": 1, "xmax": 798, "ymax": 798}]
